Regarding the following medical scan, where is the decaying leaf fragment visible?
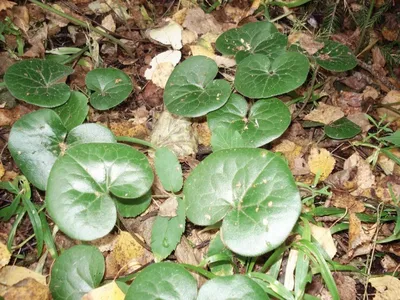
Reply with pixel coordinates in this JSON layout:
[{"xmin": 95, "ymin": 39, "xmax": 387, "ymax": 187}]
[
  {"xmin": 308, "ymin": 147, "xmax": 336, "ymax": 181},
  {"xmin": 82, "ymin": 281, "xmax": 125, "ymax": 300},
  {"xmin": 348, "ymin": 213, "xmax": 376, "ymax": 257},
  {"xmin": 0, "ymin": 242, "xmax": 10, "ymax": 269},
  {"xmin": 309, "ymin": 224, "xmax": 337, "ymax": 258},
  {"xmin": 369, "ymin": 276, "xmax": 400, "ymax": 300},
  {"xmin": 343, "ymin": 153, "xmax": 375, "ymax": 196},
  {"xmin": 304, "ymin": 103, "xmax": 344, "ymax": 125}
]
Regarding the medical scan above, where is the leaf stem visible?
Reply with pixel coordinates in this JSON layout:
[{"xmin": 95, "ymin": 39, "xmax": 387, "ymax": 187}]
[
  {"xmin": 179, "ymin": 263, "xmax": 216, "ymax": 279},
  {"xmin": 28, "ymin": 0, "xmax": 133, "ymax": 56},
  {"xmin": 116, "ymin": 136, "xmax": 157, "ymax": 149}
]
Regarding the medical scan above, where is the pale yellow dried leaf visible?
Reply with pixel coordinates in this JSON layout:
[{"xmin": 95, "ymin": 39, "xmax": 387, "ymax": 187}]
[
  {"xmin": 172, "ymin": 8, "xmax": 187, "ymax": 25},
  {"xmin": 182, "ymin": 29, "xmax": 197, "ymax": 45},
  {"xmin": 148, "ymin": 20, "xmax": 182, "ymax": 50},
  {"xmin": 111, "ymin": 231, "xmax": 144, "ymax": 268},
  {"xmin": 82, "ymin": 281, "xmax": 125, "ymax": 300},
  {"xmin": 102, "ymin": 14, "xmax": 116, "ymax": 33},
  {"xmin": 0, "ymin": 0, "xmax": 16, "ymax": 12},
  {"xmin": 309, "ymin": 223, "xmax": 337, "ymax": 258},
  {"xmin": 283, "ymin": 249, "xmax": 298, "ymax": 291},
  {"xmin": 308, "ymin": 148, "xmax": 336, "ymax": 181},
  {"xmin": 273, "ymin": 139, "xmax": 302, "ymax": 166},
  {"xmin": 0, "ymin": 266, "xmax": 46, "ymax": 287},
  {"xmin": 144, "ymin": 50, "xmax": 181, "ymax": 85},
  {"xmin": 369, "ymin": 276, "xmax": 400, "ymax": 300},
  {"xmin": 151, "ymin": 62, "xmax": 175, "ymax": 89},
  {"xmin": 304, "ymin": 103, "xmax": 344, "ymax": 125},
  {"xmin": 193, "ymin": 121, "xmax": 211, "ymax": 146},
  {"xmin": 2, "ymin": 277, "xmax": 50, "ymax": 300},
  {"xmin": 0, "ymin": 242, "xmax": 10, "ymax": 269}
]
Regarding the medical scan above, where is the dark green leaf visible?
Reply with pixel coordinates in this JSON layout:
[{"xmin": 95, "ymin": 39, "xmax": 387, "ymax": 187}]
[
  {"xmin": 314, "ymin": 40, "xmax": 357, "ymax": 72},
  {"xmin": 324, "ymin": 117, "xmax": 361, "ymax": 139},
  {"xmin": 154, "ymin": 147, "xmax": 183, "ymax": 193},
  {"xmin": 53, "ymin": 91, "xmax": 89, "ymax": 131},
  {"xmin": 207, "ymin": 232, "xmax": 234, "ymax": 276},
  {"xmin": 115, "ymin": 190, "xmax": 152, "ymax": 218}
]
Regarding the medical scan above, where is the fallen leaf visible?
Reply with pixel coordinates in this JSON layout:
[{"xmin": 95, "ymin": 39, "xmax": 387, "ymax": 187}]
[
  {"xmin": 369, "ymin": 276, "xmax": 400, "ymax": 300},
  {"xmin": 348, "ymin": 213, "xmax": 376, "ymax": 257},
  {"xmin": 299, "ymin": 33, "xmax": 325, "ymax": 55},
  {"xmin": 273, "ymin": 139, "xmax": 307, "ymax": 175},
  {"xmin": 362, "ymin": 86, "xmax": 380, "ymax": 100},
  {"xmin": 109, "ymin": 121, "xmax": 148, "ymax": 140},
  {"xmin": 82, "ymin": 281, "xmax": 125, "ymax": 300},
  {"xmin": 24, "ymin": 24, "xmax": 48, "ymax": 58},
  {"xmin": 0, "ymin": 242, "xmax": 10, "ymax": 269},
  {"xmin": 144, "ymin": 50, "xmax": 181, "ymax": 83},
  {"xmin": 193, "ymin": 122, "xmax": 211, "ymax": 147},
  {"xmin": 308, "ymin": 148, "xmax": 336, "ymax": 181},
  {"xmin": 12, "ymin": 5, "xmax": 29, "ymax": 33},
  {"xmin": 333, "ymin": 273, "xmax": 357, "ymax": 300},
  {"xmin": 0, "ymin": 105, "xmax": 32, "ymax": 127},
  {"xmin": 332, "ymin": 191, "xmax": 365, "ymax": 213},
  {"xmin": 304, "ymin": 103, "xmax": 344, "ymax": 125},
  {"xmin": 0, "ymin": 162, "xmax": 4, "ymax": 180},
  {"xmin": 46, "ymin": 4, "xmax": 69, "ymax": 28},
  {"xmin": 183, "ymin": 7, "xmax": 221, "ymax": 35},
  {"xmin": 326, "ymin": 169, "xmax": 358, "ymax": 191},
  {"xmin": 150, "ymin": 111, "xmax": 198, "ymax": 158},
  {"xmin": 182, "ymin": 29, "xmax": 198, "ymax": 45},
  {"xmin": 340, "ymin": 72, "xmax": 368, "ymax": 91},
  {"xmin": 2, "ymin": 278, "xmax": 50, "ymax": 300},
  {"xmin": 372, "ymin": 46, "xmax": 387, "ymax": 77},
  {"xmin": 0, "ymin": 266, "xmax": 46, "ymax": 287},
  {"xmin": 158, "ymin": 196, "xmax": 178, "ymax": 218},
  {"xmin": 309, "ymin": 224, "xmax": 337, "ymax": 259},
  {"xmin": 0, "ymin": 0, "xmax": 16, "ymax": 11},
  {"xmin": 102, "ymin": 14, "xmax": 116, "ymax": 32},
  {"xmin": 346, "ymin": 113, "xmax": 372, "ymax": 133},
  {"xmin": 380, "ymin": 255, "xmax": 398, "ymax": 272},
  {"xmin": 343, "ymin": 153, "xmax": 375, "ymax": 196},
  {"xmin": 377, "ymin": 90, "xmax": 400, "ymax": 122},
  {"xmin": 148, "ymin": 20, "xmax": 183, "ymax": 50},
  {"xmin": 172, "ymin": 8, "xmax": 187, "ymax": 25}
]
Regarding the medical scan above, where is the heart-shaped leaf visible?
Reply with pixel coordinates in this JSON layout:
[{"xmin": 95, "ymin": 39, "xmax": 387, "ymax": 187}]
[
  {"xmin": 164, "ymin": 56, "xmax": 231, "ymax": 117},
  {"xmin": 154, "ymin": 147, "xmax": 183, "ymax": 193},
  {"xmin": 151, "ymin": 197, "xmax": 186, "ymax": 262},
  {"xmin": 125, "ymin": 262, "xmax": 197, "ymax": 300},
  {"xmin": 216, "ymin": 22, "xmax": 278, "ymax": 56},
  {"xmin": 86, "ymin": 68, "xmax": 133, "ymax": 110},
  {"xmin": 324, "ymin": 117, "xmax": 361, "ymax": 139},
  {"xmin": 313, "ymin": 40, "xmax": 357, "ymax": 72},
  {"xmin": 115, "ymin": 190, "xmax": 152, "ymax": 218},
  {"xmin": 208, "ymin": 95, "xmax": 291, "ymax": 150},
  {"xmin": 53, "ymin": 91, "xmax": 89, "ymax": 131},
  {"xmin": 184, "ymin": 149, "xmax": 301, "ymax": 256},
  {"xmin": 46, "ymin": 143, "xmax": 154, "ymax": 240},
  {"xmin": 197, "ymin": 275, "xmax": 266, "ymax": 300},
  {"xmin": 8, "ymin": 109, "xmax": 116, "ymax": 190},
  {"xmin": 235, "ymin": 52, "xmax": 309, "ymax": 98},
  {"xmin": 4, "ymin": 59, "xmax": 73, "ymax": 107},
  {"xmin": 50, "ymin": 245, "xmax": 105, "ymax": 300}
]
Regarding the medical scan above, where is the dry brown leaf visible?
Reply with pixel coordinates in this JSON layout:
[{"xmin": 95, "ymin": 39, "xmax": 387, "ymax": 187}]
[
  {"xmin": 346, "ymin": 113, "xmax": 372, "ymax": 134},
  {"xmin": 0, "ymin": 105, "xmax": 32, "ymax": 127},
  {"xmin": 193, "ymin": 122, "xmax": 211, "ymax": 146},
  {"xmin": 273, "ymin": 139, "xmax": 308, "ymax": 175},
  {"xmin": 183, "ymin": 7, "xmax": 221, "ymax": 35},
  {"xmin": 343, "ymin": 153, "xmax": 375, "ymax": 196},
  {"xmin": 326, "ymin": 169, "xmax": 358, "ymax": 191},
  {"xmin": 0, "ymin": 0, "xmax": 16, "ymax": 11},
  {"xmin": 109, "ymin": 121, "xmax": 148, "ymax": 140},
  {"xmin": 2, "ymin": 278, "xmax": 50, "ymax": 300},
  {"xmin": 299, "ymin": 34, "xmax": 325, "ymax": 55},
  {"xmin": 12, "ymin": 6, "xmax": 29, "ymax": 33},
  {"xmin": 377, "ymin": 90, "xmax": 400, "ymax": 121},
  {"xmin": 82, "ymin": 281, "xmax": 125, "ymax": 300},
  {"xmin": 158, "ymin": 196, "xmax": 178, "ymax": 218},
  {"xmin": 348, "ymin": 213, "xmax": 376, "ymax": 257},
  {"xmin": 309, "ymin": 224, "xmax": 337, "ymax": 258},
  {"xmin": 0, "ymin": 266, "xmax": 46, "ymax": 288},
  {"xmin": 363, "ymin": 86, "xmax": 380, "ymax": 100},
  {"xmin": 369, "ymin": 276, "xmax": 400, "ymax": 300},
  {"xmin": 304, "ymin": 103, "xmax": 344, "ymax": 125},
  {"xmin": 380, "ymin": 255, "xmax": 398, "ymax": 273},
  {"xmin": 308, "ymin": 148, "xmax": 336, "ymax": 181},
  {"xmin": 332, "ymin": 191, "xmax": 365, "ymax": 213},
  {"xmin": 0, "ymin": 242, "xmax": 10, "ymax": 269},
  {"xmin": 24, "ymin": 24, "xmax": 48, "ymax": 58},
  {"xmin": 334, "ymin": 273, "xmax": 357, "ymax": 300},
  {"xmin": 372, "ymin": 46, "xmax": 387, "ymax": 77}
]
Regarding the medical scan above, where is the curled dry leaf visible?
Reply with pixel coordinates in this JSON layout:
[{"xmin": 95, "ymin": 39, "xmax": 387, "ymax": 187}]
[
  {"xmin": 369, "ymin": 276, "xmax": 400, "ymax": 300},
  {"xmin": 343, "ymin": 153, "xmax": 375, "ymax": 196},
  {"xmin": 304, "ymin": 103, "xmax": 344, "ymax": 125},
  {"xmin": 308, "ymin": 147, "xmax": 336, "ymax": 181},
  {"xmin": 158, "ymin": 196, "xmax": 178, "ymax": 218},
  {"xmin": 380, "ymin": 255, "xmax": 398, "ymax": 273}
]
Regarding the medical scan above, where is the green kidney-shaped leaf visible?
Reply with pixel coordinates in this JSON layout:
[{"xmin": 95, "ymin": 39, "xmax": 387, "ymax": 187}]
[
  {"xmin": 208, "ymin": 95, "xmax": 291, "ymax": 150},
  {"xmin": 324, "ymin": 117, "xmax": 361, "ymax": 139},
  {"xmin": 216, "ymin": 22, "xmax": 278, "ymax": 56},
  {"xmin": 314, "ymin": 40, "xmax": 357, "ymax": 72},
  {"xmin": 382, "ymin": 131, "xmax": 400, "ymax": 146},
  {"xmin": 66, "ymin": 123, "xmax": 116, "ymax": 146},
  {"xmin": 8, "ymin": 109, "xmax": 67, "ymax": 190},
  {"xmin": 53, "ymin": 91, "xmax": 89, "ymax": 131},
  {"xmin": 197, "ymin": 275, "xmax": 266, "ymax": 300},
  {"xmin": 125, "ymin": 262, "xmax": 197, "ymax": 300},
  {"xmin": 164, "ymin": 56, "xmax": 231, "ymax": 117},
  {"xmin": 184, "ymin": 149, "xmax": 301, "ymax": 256},
  {"xmin": 86, "ymin": 68, "xmax": 133, "ymax": 110},
  {"xmin": 50, "ymin": 245, "xmax": 105, "ymax": 300},
  {"xmin": 235, "ymin": 52, "xmax": 309, "ymax": 98},
  {"xmin": 151, "ymin": 197, "xmax": 186, "ymax": 262},
  {"xmin": 4, "ymin": 59, "xmax": 73, "ymax": 107},
  {"xmin": 154, "ymin": 147, "xmax": 183, "ymax": 193},
  {"xmin": 46, "ymin": 143, "xmax": 154, "ymax": 240},
  {"xmin": 115, "ymin": 190, "xmax": 152, "ymax": 217}
]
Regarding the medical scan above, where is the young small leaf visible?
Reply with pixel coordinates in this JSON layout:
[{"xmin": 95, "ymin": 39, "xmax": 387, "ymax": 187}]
[
  {"xmin": 197, "ymin": 275, "xmax": 266, "ymax": 300},
  {"xmin": 4, "ymin": 59, "xmax": 73, "ymax": 107},
  {"xmin": 50, "ymin": 245, "xmax": 105, "ymax": 300},
  {"xmin": 125, "ymin": 262, "xmax": 197, "ymax": 300},
  {"xmin": 53, "ymin": 91, "xmax": 89, "ymax": 131},
  {"xmin": 86, "ymin": 68, "xmax": 133, "ymax": 110},
  {"xmin": 382, "ymin": 131, "xmax": 400, "ymax": 146},
  {"xmin": 324, "ymin": 117, "xmax": 361, "ymax": 139},
  {"xmin": 164, "ymin": 56, "xmax": 231, "ymax": 117},
  {"xmin": 313, "ymin": 40, "xmax": 357, "ymax": 72},
  {"xmin": 235, "ymin": 52, "xmax": 309, "ymax": 99},
  {"xmin": 184, "ymin": 148, "xmax": 301, "ymax": 256},
  {"xmin": 208, "ymin": 95, "xmax": 291, "ymax": 150},
  {"xmin": 151, "ymin": 197, "xmax": 186, "ymax": 262},
  {"xmin": 154, "ymin": 147, "xmax": 183, "ymax": 193}
]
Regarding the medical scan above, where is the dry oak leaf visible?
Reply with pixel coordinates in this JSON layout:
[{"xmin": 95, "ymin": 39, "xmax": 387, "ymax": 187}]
[
  {"xmin": 369, "ymin": 276, "xmax": 400, "ymax": 300},
  {"xmin": 0, "ymin": 0, "xmax": 16, "ymax": 12},
  {"xmin": 0, "ymin": 242, "xmax": 10, "ymax": 269},
  {"xmin": 82, "ymin": 281, "xmax": 125, "ymax": 300},
  {"xmin": 309, "ymin": 224, "xmax": 337, "ymax": 259},
  {"xmin": 308, "ymin": 148, "xmax": 336, "ymax": 181},
  {"xmin": 304, "ymin": 103, "xmax": 344, "ymax": 125},
  {"xmin": 343, "ymin": 152, "xmax": 375, "ymax": 196},
  {"xmin": 2, "ymin": 278, "xmax": 50, "ymax": 300}
]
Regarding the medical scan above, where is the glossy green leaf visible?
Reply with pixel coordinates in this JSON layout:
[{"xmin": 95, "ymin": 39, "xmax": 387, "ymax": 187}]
[
  {"xmin": 235, "ymin": 52, "xmax": 309, "ymax": 98},
  {"xmin": 207, "ymin": 232, "xmax": 234, "ymax": 276},
  {"xmin": 8, "ymin": 109, "xmax": 116, "ymax": 190},
  {"xmin": 151, "ymin": 197, "xmax": 186, "ymax": 262},
  {"xmin": 115, "ymin": 190, "xmax": 152, "ymax": 217},
  {"xmin": 125, "ymin": 262, "xmax": 197, "ymax": 300},
  {"xmin": 197, "ymin": 275, "xmax": 266, "ymax": 300},
  {"xmin": 50, "ymin": 245, "xmax": 105, "ymax": 300},
  {"xmin": 314, "ymin": 40, "xmax": 357, "ymax": 72},
  {"xmin": 164, "ymin": 56, "xmax": 231, "ymax": 117},
  {"xmin": 184, "ymin": 149, "xmax": 301, "ymax": 256},
  {"xmin": 4, "ymin": 59, "xmax": 73, "ymax": 107},
  {"xmin": 66, "ymin": 123, "xmax": 116, "ymax": 146},
  {"xmin": 53, "ymin": 91, "xmax": 89, "ymax": 131},
  {"xmin": 216, "ymin": 22, "xmax": 278, "ymax": 56},
  {"xmin": 8, "ymin": 109, "xmax": 67, "ymax": 190},
  {"xmin": 46, "ymin": 143, "xmax": 154, "ymax": 240},
  {"xmin": 154, "ymin": 147, "xmax": 183, "ymax": 193},
  {"xmin": 208, "ymin": 95, "xmax": 291, "ymax": 150},
  {"xmin": 86, "ymin": 68, "xmax": 133, "ymax": 110},
  {"xmin": 324, "ymin": 117, "xmax": 361, "ymax": 139},
  {"xmin": 382, "ymin": 131, "xmax": 400, "ymax": 146}
]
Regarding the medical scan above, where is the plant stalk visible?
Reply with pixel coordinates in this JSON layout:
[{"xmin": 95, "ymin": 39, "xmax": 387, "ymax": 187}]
[{"xmin": 116, "ymin": 136, "xmax": 157, "ymax": 149}]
